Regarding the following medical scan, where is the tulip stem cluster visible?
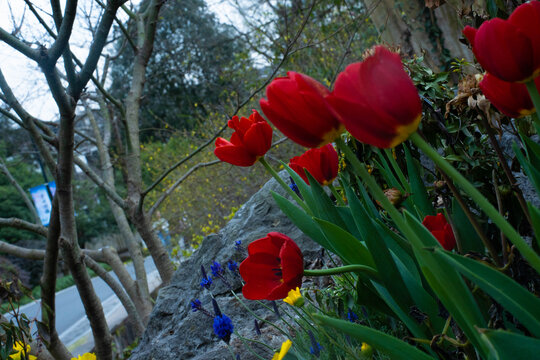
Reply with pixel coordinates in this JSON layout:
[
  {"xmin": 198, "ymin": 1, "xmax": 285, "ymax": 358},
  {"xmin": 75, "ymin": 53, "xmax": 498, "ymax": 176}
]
[
  {"xmin": 525, "ymin": 80, "xmax": 540, "ymax": 125},
  {"xmin": 327, "ymin": 183, "xmax": 345, "ymax": 206},
  {"xmin": 258, "ymin": 157, "xmax": 310, "ymax": 213},
  {"xmin": 409, "ymin": 132, "xmax": 540, "ymax": 274},
  {"xmin": 303, "ymin": 264, "xmax": 378, "ymax": 278},
  {"xmin": 335, "ymin": 138, "xmax": 404, "ymax": 227}
]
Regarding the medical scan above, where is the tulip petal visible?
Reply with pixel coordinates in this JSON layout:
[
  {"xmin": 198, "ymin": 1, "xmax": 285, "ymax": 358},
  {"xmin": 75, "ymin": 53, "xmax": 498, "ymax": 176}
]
[
  {"xmin": 509, "ymin": 1, "xmax": 540, "ymax": 78},
  {"xmin": 479, "ymin": 73, "xmax": 535, "ymax": 118},
  {"xmin": 327, "ymin": 96, "xmax": 399, "ymax": 148},
  {"xmin": 473, "ymin": 18, "xmax": 533, "ymax": 82},
  {"xmin": 422, "ymin": 213, "xmax": 456, "ymax": 251},
  {"xmin": 214, "ymin": 142, "xmax": 257, "ymax": 167},
  {"xmin": 328, "ymin": 46, "xmax": 421, "ymax": 148},
  {"xmin": 247, "ymin": 232, "xmax": 285, "ymax": 256},
  {"xmin": 280, "ymin": 242, "xmax": 304, "ymax": 284},
  {"xmin": 243, "ymin": 121, "xmax": 273, "ymax": 157},
  {"xmin": 260, "ymin": 73, "xmax": 342, "ymax": 148},
  {"xmin": 462, "ymin": 26, "xmax": 477, "ymax": 47},
  {"xmin": 260, "ymin": 98, "xmax": 325, "ymax": 147},
  {"xmin": 320, "ymin": 144, "xmax": 339, "ymax": 184},
  {"xmin": 266, "ymin": 82, "xmax": 335, "ymax": 140},
  {"xmin": 240, "ymin": 233, "xmax": 303, "ymax": 300},
  {"xmin": 357, "ymin": 47, "xmax": 422, "ymax": 125}
]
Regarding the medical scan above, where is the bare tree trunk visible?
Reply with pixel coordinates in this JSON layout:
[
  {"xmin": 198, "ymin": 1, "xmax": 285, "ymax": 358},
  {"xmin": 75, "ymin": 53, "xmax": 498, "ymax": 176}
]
[
  {"xmin": 123, "ymin": 0, "xmax": 174, "ymax": 285},
  {"xmin": 84, "ymin": 98, "xmax": 152, "ymax": 320},
  {"xmin": 43, "ymin": 61, "xmax": 113, "ymax": 359},
  {"xmin": 39, "ymin": 197, "xmax": 72, "ymax": 360},
  {"xmin": 362, "ymin": 0, "xmax": 475, "ymax": 68}
]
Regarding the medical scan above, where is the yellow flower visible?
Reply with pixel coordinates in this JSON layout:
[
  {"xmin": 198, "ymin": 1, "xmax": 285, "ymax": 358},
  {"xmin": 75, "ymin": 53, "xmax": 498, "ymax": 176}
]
[
  {"xmin": 9, "ymin": 342, "xmax": 37, "ymax": 360},
  {"xmin": 361, "ymin": 342, "xmax": 373, "ymax": 358},
  {"xmin": 283, "ymin": 287, "xmax": 304, "ymax": 307},
  {"xmin": 271, "ymin": 339, "xmax": 292, "ymax": 360},
  {"xmin": 71, "ymin": 353, "xmax": 97, "ymax": 360}
]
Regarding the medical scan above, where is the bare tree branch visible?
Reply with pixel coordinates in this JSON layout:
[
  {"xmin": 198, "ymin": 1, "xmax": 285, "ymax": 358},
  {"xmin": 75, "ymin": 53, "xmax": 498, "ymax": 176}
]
[
  {"xmin": 73, "ymin": 0, "xmax": 127, "ymax": 99},
  {"xmin": 0, "ymin": 69, "xmax": 57, "ymax": 175},
  {"xmin": 0, "ymin": 217, "xmax": 47, "ymax": 237},
  {"xmin": 47, "ymin": 0, "xmax": 79, "ymax": 66},
  {"xmin": 84, "ymin": 255, "xmax": 145, "ymax": 337},
  {"xmin": 73, "ymin": 156, "xmax": 126, "ymax": 209},
  {"xmin": 0, "ymin": 27, "xmax": 40, "ymax": 61}
]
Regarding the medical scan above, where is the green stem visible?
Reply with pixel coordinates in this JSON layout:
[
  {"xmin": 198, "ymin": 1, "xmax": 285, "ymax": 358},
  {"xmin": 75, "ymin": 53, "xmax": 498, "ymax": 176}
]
[
  {"xmin": 525, "ymin": 80, "xmax": 540, "ymax": 128},
  {"xmin": 410, "ymin": 132, "xmax": 540, "ymax": 274},
  {"xmin": 230, "ymin": 289, "xmax": 290, "ymax": 339},
  {"xmin": 304, "ymin": 264, "xmax": 378, "ymax": 279},
  {"xmin": 328, "ymin": 183, "xmax": 345, "ymax": 206},
  {"xmin": 233, "ymin": 331, "xmax": 270, "ymax": 359},
  {"xmin": 225, "ymin": 343, "xmax": 238, "ymax": 360},
  {"xmin": 384, "ymin": 148, "xmax": 411, "ymax": 193},
  {"xmin": 259, "ymin": 157, "xmax": 310, "ymax": 213}
]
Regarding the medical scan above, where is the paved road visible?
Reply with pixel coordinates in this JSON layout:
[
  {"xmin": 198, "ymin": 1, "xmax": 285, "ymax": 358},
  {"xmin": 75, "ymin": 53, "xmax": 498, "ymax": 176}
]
[{"xmin": 10, "ymin": 257, "xmax": 161, "ymax": 356}]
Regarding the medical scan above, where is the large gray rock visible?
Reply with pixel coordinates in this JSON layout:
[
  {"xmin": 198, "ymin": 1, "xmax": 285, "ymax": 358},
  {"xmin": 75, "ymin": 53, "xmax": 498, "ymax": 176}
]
[{"xmin": 130, "ymin": 172, "xmax": 322, "ymax": 360}]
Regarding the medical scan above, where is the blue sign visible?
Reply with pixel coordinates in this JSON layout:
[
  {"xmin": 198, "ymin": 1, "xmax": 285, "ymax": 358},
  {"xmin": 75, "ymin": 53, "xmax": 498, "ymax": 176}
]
[{"xmin": 29, "ymin": 181, "xmax": 56, "ymax": 226}]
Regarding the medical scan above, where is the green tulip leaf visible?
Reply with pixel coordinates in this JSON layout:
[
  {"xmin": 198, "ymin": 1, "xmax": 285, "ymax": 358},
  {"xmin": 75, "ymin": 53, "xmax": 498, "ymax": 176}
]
[
  {"xmin": 282, "ymin": 162, "xmax": 318, "ymax": 212},
  {"xmin": 479, "ymin": 328, "xmax": 540, "ymax": 360},
  {"xmin": 304, "ymin": 171, "xmax": 347, "ymax": 230},
  {"xmin": 373, "ymin": 153, "xmax": 403, "ymax": 192},
  {"xmin": 384, "ymin": 147, "xmax": 412, "ymax": 193},
  {"xmin": 345, "ymin": 183, "xmax": 414, "ymax": 307},
  {"xmin": 433, "ymin": 248, "xmax": 540, "ymax": 337},
  {"xmin": 313, "ymin": 217, "xmax": 375, "ymax": 268},
  {"xmin": 521, "ymin": 133, "xmax": 540, "ymax": 169},
  {"xmin": 271, "ymin": 192, "xmax": 331, "ymax": 250},
  {"xmin": 451, "ymin": 197, "xmax": 485, "ymax": 253},
  {"xmin": 513, "ymin": 143, "xmax": 540, "ymax": 195},
  {"xmin": 402, "ymin": 211, "xmax": 489, "ymax": 356},
  {"xmin": 404, "ymin": 143, "xmax": 435, "ymax": 217},
  {"xmin": 528, "ymin": 202, "xmax": 540, "ymax": 248},
  {"xmin": 313, "ymin": 314, "xmax": 435, "ymax": 360}
]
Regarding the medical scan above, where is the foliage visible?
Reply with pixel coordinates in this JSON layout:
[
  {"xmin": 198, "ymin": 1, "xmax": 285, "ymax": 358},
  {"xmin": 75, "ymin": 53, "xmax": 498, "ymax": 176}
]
[
  {"xmin": 0, "ymin": 157, "xmax": 43, "ymax": 244},
  {"xmin": 141, "ymin": 112, "xmax": 302, "ymax": 256},
  {"xmin": 109, "ymin": 0, "xmax": 255, "ymax": 141}
]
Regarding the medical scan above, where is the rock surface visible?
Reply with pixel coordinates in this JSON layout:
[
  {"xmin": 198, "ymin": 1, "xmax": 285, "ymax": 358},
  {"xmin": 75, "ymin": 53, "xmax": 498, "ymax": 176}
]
[{"xmin": 129, "ymin": 172, "xmax": 322, "ymax": 360}]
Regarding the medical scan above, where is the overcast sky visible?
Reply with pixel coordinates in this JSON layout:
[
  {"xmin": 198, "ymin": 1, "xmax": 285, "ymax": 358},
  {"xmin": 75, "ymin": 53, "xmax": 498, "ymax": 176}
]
[{"xmin": 0, "ymin": 0, "xmax": 239, "ymax": 122}]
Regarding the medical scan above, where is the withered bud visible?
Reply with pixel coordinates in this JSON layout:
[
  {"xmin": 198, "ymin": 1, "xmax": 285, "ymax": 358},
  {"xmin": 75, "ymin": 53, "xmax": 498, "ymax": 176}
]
[
  {"xmin": 434, "ymin": 180, "xmax": 446, "ymax": 189},
  {"xmin": 383, "ymin": 188, "xmax": 408, "ymax": 207}
]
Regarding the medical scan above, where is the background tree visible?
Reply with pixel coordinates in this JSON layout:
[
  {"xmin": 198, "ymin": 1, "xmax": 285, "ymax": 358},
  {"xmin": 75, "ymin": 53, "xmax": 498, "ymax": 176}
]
[{"xmin": 110, "ymin": 0, "xmax": 255, "ymax": 140}]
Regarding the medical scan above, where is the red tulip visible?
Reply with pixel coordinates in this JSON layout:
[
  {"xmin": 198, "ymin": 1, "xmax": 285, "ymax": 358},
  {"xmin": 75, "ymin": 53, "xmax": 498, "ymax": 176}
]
[
  {"xmin": 479, "ymin": 73, "xmax": 539, "ymax": 118},
  {"xmin": 422, "ymin": 213, "xmax": 456, "ymax": 251},
  {"xmin": 239, "ymin": 232, "xmax": 303, "ymax": 300},
  {"xmin": 327, "ymin": 46, "xmax": 422, "ymax": 149},
  {"xmin": 260, "ymin": 72, "xmax": 344, "ymax": 148},
  {"xmin": 463, "ymin": 1, "xmax": 540, "ymax": 83},
  {"xmin": 289, "ymin": 144, "xmax": 339, "ymax": 186},
  {"xmin": 214, "ymin": 110, "xmax": 273, "ymax": 167}
]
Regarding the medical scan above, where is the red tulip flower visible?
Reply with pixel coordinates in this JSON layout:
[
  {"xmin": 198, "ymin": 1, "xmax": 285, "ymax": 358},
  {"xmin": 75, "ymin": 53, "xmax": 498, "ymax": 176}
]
[
  {"xmin": 422, "ymin": 213, "xmax": 456, "ymax": 251},
  {"xmin": 239, "ymin": 232, "xmax": 303, "ymax": 300},
  {"xmin": 260, "ymin": 72, "xmax": 344, "ymax": 148},
  {"xmin": 289, "ymin": 144, "xmax": 339, "ymax": 186},
  {"xmin": 214, "ymin": 110, "xmax": 273, "ymax": 167},
  {"xmin": 463, "ymin": 1, "xmax": 540, "ymax": 83},
  {"xmin": 479, "ymin": 73, "xmax": 539, "ymax": 118},
  {"xmin": 327, "ymin": 46, "xmax": 422, "ymax": 149}
]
